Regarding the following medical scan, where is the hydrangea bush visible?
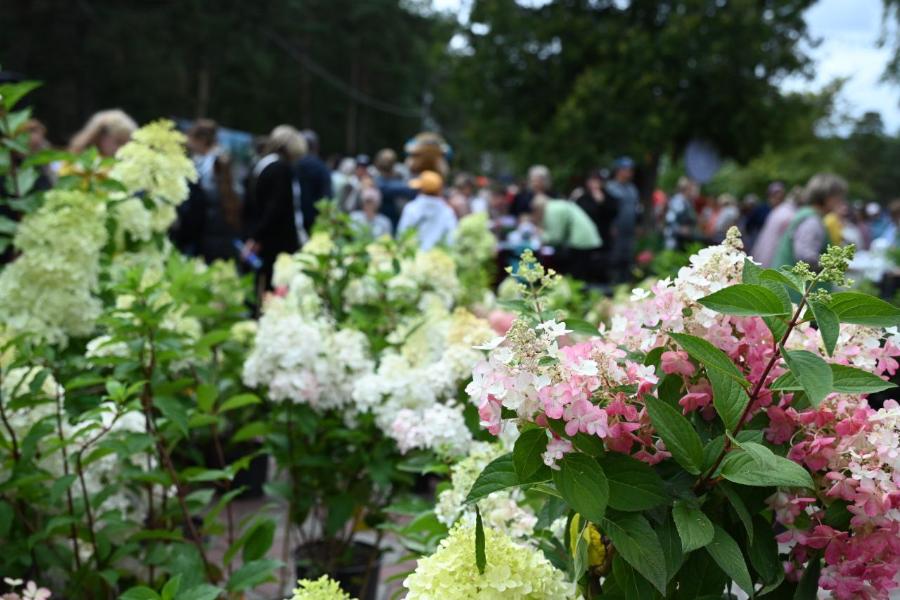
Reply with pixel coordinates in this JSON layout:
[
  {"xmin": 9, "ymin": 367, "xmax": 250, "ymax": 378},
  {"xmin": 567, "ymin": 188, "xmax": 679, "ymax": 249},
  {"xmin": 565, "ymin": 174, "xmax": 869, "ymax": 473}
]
[
  {"xmin": 0, "ymin": 83, "xmax": 273, "ymax": 599},
  {"xmin": 429, "ymin": 231, "xmax": 900, "ymax": 599}
]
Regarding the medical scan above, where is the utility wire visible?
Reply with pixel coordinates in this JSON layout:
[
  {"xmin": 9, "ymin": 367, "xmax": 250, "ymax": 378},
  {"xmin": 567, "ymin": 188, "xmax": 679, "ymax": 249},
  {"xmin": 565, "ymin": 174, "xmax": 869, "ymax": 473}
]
[{"xmin": 262, "ymin": 28, "xmax": 425, "ymax": 119}]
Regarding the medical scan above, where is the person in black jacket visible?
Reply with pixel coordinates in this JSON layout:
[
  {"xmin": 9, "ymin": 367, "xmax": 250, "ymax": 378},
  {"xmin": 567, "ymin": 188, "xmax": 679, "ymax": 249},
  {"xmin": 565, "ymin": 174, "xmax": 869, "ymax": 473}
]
[
  {"xmin": 242, "ymin": 125, "xmax": 307, "ymax": 290},
  {"xmin": 296, "ymin": 129, "xmax": 332, "ymax": 232}
]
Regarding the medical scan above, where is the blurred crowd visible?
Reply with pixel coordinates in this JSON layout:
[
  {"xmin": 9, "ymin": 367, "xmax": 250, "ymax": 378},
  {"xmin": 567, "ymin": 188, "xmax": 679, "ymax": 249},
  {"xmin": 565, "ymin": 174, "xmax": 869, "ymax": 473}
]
[{"xmin": 10, "ymin": 109, "xmax": 900, "ymax": 295}]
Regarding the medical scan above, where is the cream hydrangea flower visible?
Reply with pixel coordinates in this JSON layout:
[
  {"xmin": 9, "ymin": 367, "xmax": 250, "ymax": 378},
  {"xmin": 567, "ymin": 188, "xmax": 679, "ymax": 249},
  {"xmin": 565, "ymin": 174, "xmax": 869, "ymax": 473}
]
[
  {"xmin": 436, "ymin": 442, "xmax": 537, "ymax": 541},
  {"xmin": 0, "ymin": 190, "xmax": 108, "ymax": 344},
  {"xmin": 110, "ymin": 119, "xmax": 196, "ymax": 209},
  {"xmin": 287, "ymin": 576, "xmax": 353, "ymax": 600},
  {"xmin": 113, "ymin": 197, "xmax": 153, "ymax": 242},
  {"xmin": 403, "ymin": 524, "xmax": 578, "ymax": 599}
]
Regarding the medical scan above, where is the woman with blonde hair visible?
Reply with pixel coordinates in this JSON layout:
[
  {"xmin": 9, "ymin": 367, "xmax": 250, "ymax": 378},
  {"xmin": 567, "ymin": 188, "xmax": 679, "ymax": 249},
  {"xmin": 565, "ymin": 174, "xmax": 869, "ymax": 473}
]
[
  {"xmin": 68, "ymin": 109, "xmax": 137, "ymax": 156},
  {"xmin": 242, "ymin": 124, "xmax": 307, "ymax": 290}
]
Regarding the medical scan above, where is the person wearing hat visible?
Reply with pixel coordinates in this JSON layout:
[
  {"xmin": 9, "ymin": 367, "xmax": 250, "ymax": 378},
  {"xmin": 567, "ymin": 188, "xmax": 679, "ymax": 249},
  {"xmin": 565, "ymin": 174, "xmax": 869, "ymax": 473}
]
[
  {"xmin": 397, "ymin": 170, "xmax": 457, "ymax": 249},
  {"xmin": 605, "ymin": 156, "xmax": 640, "ymax": 282}
]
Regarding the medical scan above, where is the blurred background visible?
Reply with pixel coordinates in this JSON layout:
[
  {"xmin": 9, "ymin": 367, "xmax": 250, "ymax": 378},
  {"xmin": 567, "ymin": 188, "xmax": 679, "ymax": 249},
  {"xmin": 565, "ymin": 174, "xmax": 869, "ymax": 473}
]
[{"xmin": 4, "ymin": 0, "xmax": 900, "ymax": 199}]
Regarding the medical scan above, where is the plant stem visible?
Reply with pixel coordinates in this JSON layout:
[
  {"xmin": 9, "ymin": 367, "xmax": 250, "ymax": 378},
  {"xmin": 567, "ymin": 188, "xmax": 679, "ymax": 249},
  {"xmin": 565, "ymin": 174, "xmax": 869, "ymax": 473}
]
[
  {"xmin": 0, "ymin": 370, "xmax": 20, "ymax": 461},
  {"xmin": 210, "ymin": 420, "xmax": 235, "ymax": 576},
  {"xmin": 54, "ymin": 385, "xmax": 82, "ymax": 571},
  {"xmin": 694, "ymin": 284, "xmax": 813, "ymax": 493}
]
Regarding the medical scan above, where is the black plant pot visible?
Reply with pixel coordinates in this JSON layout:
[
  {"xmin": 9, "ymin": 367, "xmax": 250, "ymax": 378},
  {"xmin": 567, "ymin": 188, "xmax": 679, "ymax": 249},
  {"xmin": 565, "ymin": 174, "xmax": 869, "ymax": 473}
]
[{"xmin": 295, "ymin": 540, "xmax": 381, "ymax": 600}]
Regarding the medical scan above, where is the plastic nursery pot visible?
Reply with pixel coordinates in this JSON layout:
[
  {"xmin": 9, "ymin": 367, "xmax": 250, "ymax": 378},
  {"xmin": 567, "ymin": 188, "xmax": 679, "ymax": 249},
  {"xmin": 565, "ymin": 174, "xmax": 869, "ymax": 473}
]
[{"xmin": 295, "ymin": 540, "xmax": 381, "ymax": 600}]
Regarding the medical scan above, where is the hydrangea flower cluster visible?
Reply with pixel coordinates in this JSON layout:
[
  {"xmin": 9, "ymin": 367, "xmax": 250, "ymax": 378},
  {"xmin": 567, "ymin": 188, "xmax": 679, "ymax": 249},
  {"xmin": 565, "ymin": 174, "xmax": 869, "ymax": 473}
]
[
  {"xmin": 467, "ymin": 231, "xmax": 900, "ymax": 597},
  {"xmin": 353, "ymin": 304, "xmax": 494, "ymax": 457},
  {"xmin": 0, "ymin": 190, "xmax": 108, "ymax": 344},
  {"xmin": 286, "ymin": 576, "xmax": 354, "ymax": 600},
  {"xmin": 403, "ymin": 524, "xmax": 578, "ymax": 599},
  {"xmin": 109, "ymin": 119, "xmax": 197, "ymax": 232},
  {"xmin": 242, "ymin": 295, "xmax": 372, "ymax": 411},
  {"xmin": 765, "ymin": 395, "xmax": 900, "ymax": 599},
  {"xmin": 435, "ymin": 441, "xmax": 538, "ymax": 540},
  {"xmin": 467, "ymin": 318, "xmax": 660, "ymax": 467}
]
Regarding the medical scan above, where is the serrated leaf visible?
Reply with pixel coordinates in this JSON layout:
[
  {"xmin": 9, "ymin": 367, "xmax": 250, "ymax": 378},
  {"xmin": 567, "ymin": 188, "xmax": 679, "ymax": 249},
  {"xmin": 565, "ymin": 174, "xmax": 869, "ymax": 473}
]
[
  {"xmin": 601, "ymin": 511, "xmax": 668, "ymax": 594},
  {"xmin": 670, "ymin": 332, "xmax": 748, "ymax": 384},
  {"xmin": 720, "ymin": 446, "xmax": 814, "ymax": 489},
  {"xmin": 120, "ymin": 587, "xmax": 160, "ymax": 600},
  {"xmin": 601, "ymin": 453, "xmax": 667, "ymax": 511},
  {"xmin": 782, "ymin": 349, "xmax": 832, "ymax": 407},
  {"xmin": 553, "ymin": 454, "xmax": 608, "ymax": 523},
  {"xmin": 645, "ymin": 396, "xmax": 704, "ymax": 475},
  {"xmin": 720, "ymin": 483, "xmax": 754, "ymax": 543},
  {"xmin": 828, "ymin": 291, "xmax": 900, "ymax": 327},
  {"xmin": 709, "ymin": 369, "xmax": 749, "ymax": 432},
  {"xmin": 698, "ymin": 284, "xmax": 789, "ymax": 317},
  {"xmin": 830, "ymin": 364, "xmax": 897, "ymax": 393},
  {"xmin": 512, "ymin": 428, "xmax": 550, "ymax": 483},
  {"xmin": 809, "ymin": 301, "xmax": 839, "ymax": 357},
  {"xmin": 466, "ymin": 453, "xmax": 518, "ymax": 503},
  {"xmin": 672, "ymin": 500, "xmax": 714, "ymax": 552},
  {"xmin": 705, "ymin": 526, "xmax": 754, "ymax": 597}
]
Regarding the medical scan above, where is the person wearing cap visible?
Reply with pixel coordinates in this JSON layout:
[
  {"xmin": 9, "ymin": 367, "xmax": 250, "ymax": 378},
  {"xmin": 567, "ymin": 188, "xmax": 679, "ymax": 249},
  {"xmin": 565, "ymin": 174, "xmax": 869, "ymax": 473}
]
[
  {"xmin": 397, "ymin": 170, "xmax": 457, "ymax": 249},
  {"xmin": 605, "ymin": 157, "xmax": 640, "ymax": 282}
]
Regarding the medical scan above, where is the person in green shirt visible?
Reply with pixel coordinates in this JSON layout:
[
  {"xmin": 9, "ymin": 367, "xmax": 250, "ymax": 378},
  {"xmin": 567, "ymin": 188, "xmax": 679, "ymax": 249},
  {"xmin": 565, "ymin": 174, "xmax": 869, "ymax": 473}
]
[{"xmin": 530, "ymin": 195, "xmax": 603, "ymax": 281}]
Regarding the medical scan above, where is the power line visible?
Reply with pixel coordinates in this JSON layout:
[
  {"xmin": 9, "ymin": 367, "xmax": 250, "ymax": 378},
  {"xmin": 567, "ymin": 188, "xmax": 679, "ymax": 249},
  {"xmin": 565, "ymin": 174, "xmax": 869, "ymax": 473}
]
[{"xmin": 262, "ymin": 28, "xmax": 425, "ymax": 119}]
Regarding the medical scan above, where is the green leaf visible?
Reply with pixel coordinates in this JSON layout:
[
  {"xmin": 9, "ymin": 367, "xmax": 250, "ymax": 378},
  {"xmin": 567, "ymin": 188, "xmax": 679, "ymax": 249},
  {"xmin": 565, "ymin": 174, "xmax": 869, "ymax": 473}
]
[
  {"xmin": 572, "ymin": 432, "xmax": 606, "ymax": 457},
  {"xmin": 657, "ymin": 514, "xmax": 684, "ymax": 583},
  {"xmin": 120, "ymin": 587, "xmax": 161, "ymax": 600},
  {"xmin": 601, "ymin": 453, "xmax": 667, "ymax": 512},
  {"xmin": 553, "ymin": 454, "xmax": 608, "ymax": 523},
  {"xmin": 219, "ymin": 393, "xmax": 261, "ymax": 413},
  {"xmin": 830, "ymin": 364, "xmax": 897, "ymax": 394},
  {"xmin": 195, "ymin": 384, "xmax": 217, "ymax": 413},
  {"xmin": 698, "ymin": 284, "xmax": 789, "ymax": 316},
  {"xmin": 705, "ymin": 526, "xmax": 754, "ymax": 597},
  {"xmin": 226, "ymin": 559, "xmax": 281, "ymax": 592},
  {"xmin": 600, "ymin": 511, "xmax": 668, "ymax": 594},
  {"xmin": 720, "ymin": 445, "xmax": 814, "ymax": 489},
  {"xmin": 670, "ymin": 332, "xmax": 748, "ymax": 384},
  {"xmin": 161, "ymin": 575, "xmax": 182, "ymax": 600},
  {"xmin": 465, "ymin": 453, "xmax": 519, "ymax": 503},
  {"xmin": 154, "ymin": 396, "xmax": 190, "ymax": 437},
  {"xmin": 0, "ymin": 500, "xmax": 12, "ymax": 537},
  {"xmin": 747, "ymin": 516, "xmax": 781, "ymax": 586},
  {"xmin": 720, "ymin": 483, "xmax": 754, "ymax": 543},
  {"xmin": 759, "ymin": 268, "xmax": 802, "ymax": 292},
  {"xmin": 828, "ymin": 291, "xmax": 900, "ymax": 328},
  {"xmin": 176, "ymin": 584, "xmax": 223, "ymax": 600},
  {"xmin": 232, "ymin": 421, "xmax": 269, "ymax": 443},
  {"xmin": 0, "ymin": 81, "xmax": 41, "ymax": 110},
  {"xmin": 475, "ymin": 505, "xmax": 486, "ymax": 575},
  {"xmin": 708, "ymin": 369, "xmax": 749, "ymax": 432},
  {"xmin": 672, "ymin": 500, "xmax": 714, "ymax": 552},
  {"xmin": 742, "ymin": 258, "xmax": 763, "ymax": 283},
  {"xmin": 565, "ymin": 318, "xmax": 600, "ymax": 336},
  {"xmin": 645, "ymin": 396, "xmax": 704, "ymax": 475},
  {"xmin": 611, "ymin": 554, "xmax": 659, "ymax": 599},
  {"xmin": 782, "ymin": 350, "xmax": 833, "ymax": 407},
  {"xmin": 243, "ymin": 518, "xmax": 275, "ymax": 562},
  {"xmin": 793, "ymin": 556, "xmax": 821, "ymax": 600},
  {"xmin": 809, "ymin": 301, "xmax": 839, "ymax": 357},
  {"xmin": 512, "ymin": 428, "xmax": 550, "ymax": 483}
]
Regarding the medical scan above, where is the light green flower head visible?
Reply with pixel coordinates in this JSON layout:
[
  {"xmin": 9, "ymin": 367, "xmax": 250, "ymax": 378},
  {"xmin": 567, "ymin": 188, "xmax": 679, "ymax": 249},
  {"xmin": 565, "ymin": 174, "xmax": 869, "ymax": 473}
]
[
  {"xmin": 404, "ymin": 524, "xmax": 579, "ymax": 600},
  {"xmin": 287, "ymin": 576, "xmax": 354, "ymax": 600}
]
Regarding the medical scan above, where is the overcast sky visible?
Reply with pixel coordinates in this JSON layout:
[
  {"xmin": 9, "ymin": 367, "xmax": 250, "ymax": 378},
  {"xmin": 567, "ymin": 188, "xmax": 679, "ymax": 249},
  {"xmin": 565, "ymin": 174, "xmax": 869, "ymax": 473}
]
[{"xmin": 432, "ymin": 0, "xmax": 900, "ymax": 134}]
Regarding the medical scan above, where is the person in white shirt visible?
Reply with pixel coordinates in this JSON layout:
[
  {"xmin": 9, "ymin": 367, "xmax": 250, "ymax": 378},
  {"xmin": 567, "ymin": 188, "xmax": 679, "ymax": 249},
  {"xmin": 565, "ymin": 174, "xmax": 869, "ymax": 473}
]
[
  {"xmin": 350, "ymin": 186, "xmax": 393, "ymax": 239},
  {"xmin": 397, "ymin": 170, "xmax": 457, "ymax": 249}
]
